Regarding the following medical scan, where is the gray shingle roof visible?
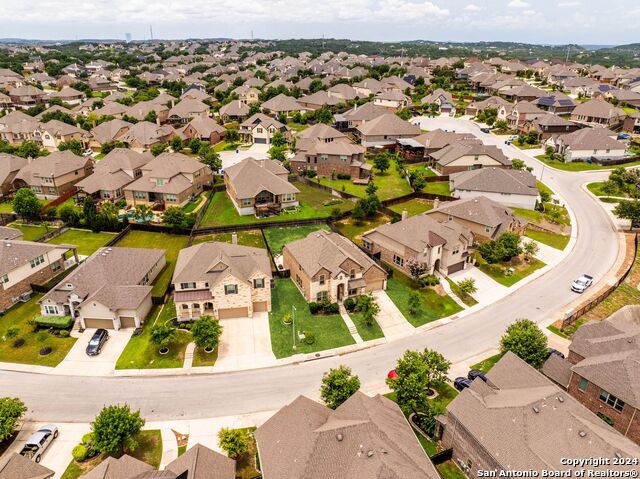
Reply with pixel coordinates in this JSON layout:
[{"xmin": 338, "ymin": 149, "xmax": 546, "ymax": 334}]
[
  {"xmin": 0, "ymin": 452, "xmax": 54, "ymax": 479},
  {"xmin": 450, "ymin": 168, "xmax": 538, "ymax": 196}
]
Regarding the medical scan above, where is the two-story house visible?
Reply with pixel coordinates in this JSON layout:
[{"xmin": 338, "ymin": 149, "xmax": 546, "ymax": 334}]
[
  {"xmin": 172, "ymin": 241, "xmax": 272, "ymax": 320},
  {"xmin": 239, "ymin": 113, "xmax": 292, "ymax": 145}
]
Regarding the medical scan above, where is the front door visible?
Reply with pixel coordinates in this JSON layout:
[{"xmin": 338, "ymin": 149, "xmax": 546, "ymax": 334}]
[{"xmin": 337, "ymin": 283, "xmax": 344, "ymax": 302}]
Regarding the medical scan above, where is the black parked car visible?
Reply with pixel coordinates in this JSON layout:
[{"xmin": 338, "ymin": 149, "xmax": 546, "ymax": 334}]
[
  {"xmin": 480, "ymin": 127, "xmax": 491, "ymax": 133},
  {"xmin": 86, "ymin": 328, "xmax": 109, "ymax": 356},
  {"xmin": 546, "ymin": 348, "xmax": 565, "ymax": 359},
  {"xmin": 468, "ymin": 369, "xmax": 487, "ymax": 382},
  {"xmin": 454, "ymin": 377, "xmax": 472, "ymax": 391}
]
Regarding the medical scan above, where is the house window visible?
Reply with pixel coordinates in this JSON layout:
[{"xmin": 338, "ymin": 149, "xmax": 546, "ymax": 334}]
[
  {"xmin": 156, "ymin": 178, "xmax": 166, "ymax": 186},
  {"xmin": 134, "ymin": 191, "xmax": 146, "ymax": 199},
  {"xmin": 241, "ymin": 198, "xmax": 252, "ymax": 207},
  {"xmin": 362, "ymin": 240, "xmax": 372, "ymax": 251},
  {"xmin": 224, "ymin": 284, "xmax": 238, "ymax": 295},
  {"xmin": 319, "ymin": 275, "xmax": 325, "ymax": 285},
  {"xmin": 484, "ymin": 226, "xmax": 491, "ymax": 233},
  {"xmin": 340, "ymin": 156, "xmax": 348, "ymax": 162},
  {"xmin": 350, "ymin": 269, "xmax": 355, "ymax": 279},
  {"xmin": 599, "ymin": 390, "xmax": 625, "ymax": 412},
  {"xmin": 578, "ymin": 378, "xmax": 588, "ymax": 392},
  {"xmin": 282, "ymin": 193, "xmax": 295, "ymax": 202},
  {"xmin": 102, "ymin": 190, "xmax": 111, "ymax": 199},
  {"xmin": 295, "ymin": 274, "xmax": 303, "ymax": 289},
  {"xmin": 180, "ymin": 282, "xmax": 196, "ymax": 290},
  {"xmin": 1, "ymin": 274, "xmax": 8, "ymax": 283},
  {"xmin": 316, "ymin": 291, "xmax": 328, "ymax": 301},
  {"xmin": 51, "ymin": 261, "xmax": 61, "ymax": 272},
  {"xmin": 166, "ymin": 194, "xmax": 177, "ymax": 202},
  {"xmin": 30, "ymin": 255, "xmax": 44, "ymax": 268},
  {"xmin": 253, "ymin": 278, "xmax": 265, "ymax": 288},
  {"xmin": 452, "ymin": 245, "xmax": 460, "ymax": 255},
  {"xmin": 393, "ymin": 254, "xmax": 404, "ymax": 267},
  {"xmin": 182, "ymin": 304, "xmax": 189, "ymax": 310},
  {"xmin": 141, "ymin": 273, "xmax": 150, "ymax": 285},
  {"xmin": 257, "ymin": 127, "xmax": 263, "ymax": 133},
  {"xmin": 32, "ymin": 185, "xmax": 42, "ymax": 193},
  {"xmin": 348, "ymin": 288, "xmax": 358, "ymax": 296},
  {"xmin": 44, "ymin": 305, "xmax": 58, "ymax": 315}
]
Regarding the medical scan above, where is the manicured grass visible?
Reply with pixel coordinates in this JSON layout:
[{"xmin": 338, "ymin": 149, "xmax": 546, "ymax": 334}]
[
  {"xmin": 50, "ymin": 196, "xmax": 81, "ymax": 212},
  {"xmin": 416, "ymin": 432, "xmax": 439, "ymax": 456},
  {"xmin": 61, "ymin": 430, "xmax": 162, "ymax": 479},
  {"xmin": 47, "ymin": 228, "xmax": 116, "ymax": 256},
  {"xmin": 234, "ymin": 428, "xmax": 261, "ymax": 479},
  {"xmin": 199, "ymin": 182, "xmax": 352, "ymax": 227},
  {"xmin": 192, "ymin": 230, "xmax": 266, "ymax": 249},
  {"xmin": 438, "ymin": 461, "xmax": 467, "ymax": 479},
  {"xmin": 268, "ymin": 280, "xmax": 354, "ymax": 358},
  {"xmin": 181, "ymin": 193, "xmax": 204, "ymax": 213},
  {"xmin": 115, "ymin": 299, "xmax": 192, "ymax": 369},
  {"xmin": 513, "ymin": 141, "xmax": 540, "ymax": 150},
  {"xmin": 547, "ymin": 324, "xmax": 571, "ymax": 339},
  {"xmin": 445, "ymin": 277, "xmax": 478, "ymax": 307},
  {"xmin": 513, "ymin": 203, "xmax": 570, "ymax": 227},
  {"xmin": 213, "ymin": 140, "xmax": 240, "ymax": 152},
  {"xmin": 537, "ymin": 180, "xmax": 554, "ymax": 198},
  {"xmin": 313, "ymin": 160, "xmax": 413, "ymax": 200},
  {"xmin": 349, "ymin": 311, "xmax": 385, "ymax": 341},
  {"xmin": 0, "ymin": 294, "xmax": 77, "ymax": 367},
  {"xmin": 192, "ymin": 346, "xmax": 218, "ymax": 367},
  {"xmin": 587, "ymin": 181, "xmax": 627, "ymax": 198},
  {"xmin": 525, "ymin": 228, "xmax": 570, "ymax": 250},
  {"xmin": 406, "ymin": 163, "xmax": 437, "ymax": 177},
  {"xmin": 335, "ymin": 213, "xmax": 391, "ymax": 245},
  {"xmin": 177, "ymin": 445, "xmax": 187, "ymax": 456},
  {"xmin": 388, "ymin": 198, "xmax": 434, "ymax": 217},
  {"xmin": 115, "ymin": 231, "xmax": 188, "ymax": 296},
  {"xmin": 263, "ymin": 224, "xmax": 330, "ymax": 255},
  {"xmin": 536, "ymin": 154, "xmax": 640, "ymax": 172},
  {"xmin": 421, "ymin": 181, "xmax": 451, "ymax": 196},
  {"xmin": 8, "ymin": 222, "xmax": 47, "ymax": 241},
  {"xmin": 470, "ymin": 352, "xmax": 505, "ymax": 373},
  {"xmin": 476, "ymin": 255, "xmax": 546, "ymax": 287},
  {"xmin": 0, "ymin": 201, "xmax": 14, "ymax": 213},
  {"xmin": 385, "ymin": 268, "xmax": 463, "ymax": 327}
]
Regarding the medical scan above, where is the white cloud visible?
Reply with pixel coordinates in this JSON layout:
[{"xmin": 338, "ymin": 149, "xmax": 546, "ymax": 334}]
[
  {"xmin": 558, "ymin": 1, "xmax": 581, "ymax": 6},
  {"xmin": 463, "ymin": 4, "xmax": 482, "ymax": 11},
  {"xmin": 507, "ymin": 0, "xmax": 530, "ymax": 8}
]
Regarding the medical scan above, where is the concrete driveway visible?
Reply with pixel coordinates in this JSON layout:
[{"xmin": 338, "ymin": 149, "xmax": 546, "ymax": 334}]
[
  {"xmin": 5, "ymin": 422, "xmax": 87, "ymax": 478},
  {"xmin": 448, "ymin": 266, "xmax": 509, "ymax": 305},
  {"xmin": 220, "ymin": 143, "xmax": 270, "ymax": 170},
  {"xmin": 372, "ymin": 291, "xmax": 414, "ymax": 339},
  {"xmin": 213, "ymin": 312, "xmax": 275, "ymax": 372},
  {"xmin": 54, "ymin": 328, "xmax": 133, "ymax": 376}
]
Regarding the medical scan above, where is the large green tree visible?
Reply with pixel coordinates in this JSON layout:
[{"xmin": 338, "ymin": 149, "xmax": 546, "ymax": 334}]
[
  {"xmin": 0, "ymin": 397, "xmax": 27, "ymax": 442},
  {"xmin": 320, "ymin": 365, "xmax": 361, "ymax": 409},
  {"xmin": 218, "ymin": 428, "xmax": 249, "ymax": 459},
  {"xmin": 12, "ymin": 188, "xmax": 41, "ymax": 218},
  {"xmin": 91, "ymin": 404, "xmax": 145, "ymax": 455},
  {"xmin": 191, "ymin": 316, "xmax": 223, "ymax": 351},
  {"xmin": 500, "ymin": 319, "xmax": 548, "ymax": 368}
]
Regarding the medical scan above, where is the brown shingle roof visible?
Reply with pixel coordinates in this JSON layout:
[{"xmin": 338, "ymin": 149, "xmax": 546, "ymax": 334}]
[
  {"xmin": 224, "ymin": 157, "xmax": 299, "ymax": 199},
  {"xmin": 0, "ymin": 452, "xmax": 54, "ymax": 479}
]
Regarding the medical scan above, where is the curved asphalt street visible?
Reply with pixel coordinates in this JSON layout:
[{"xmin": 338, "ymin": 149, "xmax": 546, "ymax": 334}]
[{"xmin": 0, "ymin": 118, "xmax": 621, "ymax": 422}]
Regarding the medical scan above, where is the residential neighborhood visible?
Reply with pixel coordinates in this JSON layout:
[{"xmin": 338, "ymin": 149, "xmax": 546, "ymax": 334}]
[{"xmin": 2, "ymin": 15, "xmax": 640, "ymax": 479}]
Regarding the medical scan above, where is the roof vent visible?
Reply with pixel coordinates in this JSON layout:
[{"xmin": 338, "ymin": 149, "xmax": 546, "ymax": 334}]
[
  {"xmin": 367, "ymin": 450, "xmax": 374, "ymax": 458},
  {"xmin": 336, "ymin": 433, "xmax": 343, "ymax": 442},
  {"xmin": 532, "ymin": 406, "xmax": 539, "ymax": 414},
  {"xmin": 579, "ymin": 431, "xmax": 587, "ymax": 438}
]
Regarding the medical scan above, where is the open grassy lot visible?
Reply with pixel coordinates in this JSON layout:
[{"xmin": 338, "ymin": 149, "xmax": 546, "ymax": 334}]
[
  {"xmin": 0, "ymin": 294, "xmax": 77, "ymax": 367},
  {"xmin": 388, "ymin": 198, "xmax": 433, "ymax": 217},
  {"xmin": 470, "ymin": 352, "xmax": 505, "ymax": 373},
  {"xmin": 536, "ymin": 154, "xmax": 640, "ymax": 172},
  {"xmin": 312, "ymin": 159, "xmax": 413, "ymax": 200},
  {"xmin": 349, "ymin": 311, "xmax": 385, "ymax": 341},
  {"xmin": 115, "ymin": 231, "xmax": 189, "ymax": 296},
  {"xmin": 47, "ymin": 228, "xmax": 116, "ymax": 256},
  {"xmin": 199, "ymin": 182, "xmax": 352, "ymax": 227},
  {"xmin": 476, "ymin": 255, "xmax": 545, "ymax": 287},
  {"xmin": 61, "ymin": 430, "xmax": 162, "ymax": 479},
  {"xmin": 268, "ymin": 280, "xmax": 354, "ymax": 358},
  {"xmin": 8, "ymin": 222, "xmax": 48, "ymax": 241},
  {"xmin": 116, "ymin": 298, "xmax": 192, "ymax": 369},
  {"xmin": 421, "ymin": 181, "xmax": 451, "ymax": 196},
  {"xmin": 263, "ymin": 224, "xmax": 330, "ymax": 255},
  {"xmin": 192, "ymin": 230, "xmax": 266, "ymax": 249},
  {"xmin": 525, "ymin": 228, "xmax": 570, "ymax": 250},
  {"xmin": 385, "ymin": 268, "xmax": 462, "ymax": 327},
  {"xmin": 335, "ymin": 213, "xmax": 391, "ymax": 245}
]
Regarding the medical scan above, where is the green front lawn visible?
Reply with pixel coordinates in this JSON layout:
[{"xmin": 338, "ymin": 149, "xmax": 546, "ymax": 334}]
[
  {"xmin": 47, "ymin": 229, "xmax": 116, "ymax": 256},
  {"xmin": 525, "ymin": 228, "xmax": 570, "ymax": 250},
  {"xmin": 0, "ymin": 201, "xmax": 14, "ymax": 213},
  {"xmin": 199, "ymin": 182, "xmax": 352, "ymax": 227},
  {"xmin": 61, "ymin": 430, "xmax": 162, "ymax": 479},
  {"xmin": 438, "ymin": 461, "xmax": 467, "ymax": 479},
  {"xmin": 385, "ymin": 268, "xmax": 463, "ymax": 327},
  {"xmin": 8, "ymin": 223, "xmax": 48, "ymax": 241},
  {"xmin": 263, "ymin": 224, "xmax": 330, "ymax": 255},
  {"xmin": 192, "ymin": 346, "xmax": 218, "ymax": 367},
  {"xmin": 268, "ymin": 280, "xmax": 355, "ymax": 358},
  {"xmin": 476, "ymin": 255, "xmax": 546, "ymax": 287},
  {"xmin": 349, "ymin": 311, "xmax": 385, "ymax": 341},
  {"xmin": 513, "ymin": 203, "xmax": 570, "ymax": 228},
  {"xmin": 115, "ymin": 231, "xmax": 189, "ymax": 297},
  {"xmin": 421, "ymin": 181, "xmax": 451, "ymax": 196},
  {"xmin": 586, "ymin": 181, "xmax": 628, "ymax": 198},
  {"xmin": 470, "ymin": 352, "xmax": 505, "ymax": 373},
  {"xmin": 388, "ymin": 198, "xmax": 434, "ymax": 217},
  {"xmin": 0, "ymin": 295, "xmax": 77, "ymax": 367},
  {"xmin": 115, "ymin": 299, "xmax": 192, "ymax": 369},
  {"xmin": 312, "ymin": 159, "xmax": 413, "ymax": 200},
  {"xmin": 445, "ymin": 277, "xmax": 478, "ymax": 307},
  {"xmin": 213, "ymin": 140, "xmax": 240, "ymax": 152},
  {"xmin": 535, "ymin": 154, "xmax": 640, "ymax": 172},
  {"xmin": 335, "ymin": 213, "xmax": 391, "ymax": 245},
  {"xmin": 192, "ymin": 230, "xmax": 267, "ymax": 249}
]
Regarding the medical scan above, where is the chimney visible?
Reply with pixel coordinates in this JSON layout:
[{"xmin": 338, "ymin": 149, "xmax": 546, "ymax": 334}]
[
  {"xmin": 433, "ymin": 198, "xmax": 440, "ymax": 209},
  {"xmin": 231, "ymin": 232, "xmax": 238, "ymax": 245},
  {"xmin": 156, "ymin": 117, "xmax": 160, "ymax": 126},
  {"xmin": 401, "ymin": 209, "xmax": 408, "ymax": 221}
]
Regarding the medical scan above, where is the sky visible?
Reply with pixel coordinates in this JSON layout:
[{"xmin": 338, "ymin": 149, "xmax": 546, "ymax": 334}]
[{"xmin": 0, "ymin": 0, "xmax": 637, "ymax": 45}]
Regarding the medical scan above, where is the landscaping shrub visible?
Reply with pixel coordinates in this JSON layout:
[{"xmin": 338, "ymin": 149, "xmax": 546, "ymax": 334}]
[
  {"xmin": 305, "ymin": 169, "xmax": 317, "ymax": 178},
  {"xmin": 421, "ymin": 275, "xmax": 440, "ymax": 287},
  {"xmin": 304, "ymin": 331, "xmax": 316, "ymax": 345},
  {"xmin": 309, "ymin": 300, "xmax": 339, "ymax": 315},
  {"xmin": 5, "ymin": 327, "xmax": 19, "ymax": 339},
  {"xmin": 39, "ymin": 346, "xmax": 52, "ymax": 356},
  {"xmin": 36, "ymin": 331, "xmax": 49, "ymax": 342},
  {"xmin": 72, "ymin": 444, "xmax": 88, "ymax": 462},
  {"xmin": 309, "ymin": 302, "xmax": 322, "ymax": 315},
  {"xmin": 58, "ymin": 330, "xmax": 70, "ymax": 338},
  {"xmin": 12, "ymin": 338, "xmax": 25, "ymax": 348},
  {"xmin": 34, "ymin": 315, "xmax": 73, "ymax": 329},
  {"xmin": 343, "ymin": 297, "xmax": 356, "ymax": 312},
  {"xmin": 322, "ymin": 198, "xmax": 343, "ymax": 206},
  {"xmin": 82, "ymin": 432, "xmax": 95, "ymax": 445},
  {"xmin": 336, "ymin": 173, "xmax": 351, "ymax": 180}
]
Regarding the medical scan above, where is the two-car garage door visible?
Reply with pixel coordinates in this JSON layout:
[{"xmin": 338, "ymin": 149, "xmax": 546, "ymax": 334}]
[
  {"xmin": 217, "ymin": 307, "xmax": 249, "ymax": 320},
  {"xmin": 447, "ymin": 261, "xmax": 466, "ymax": 274},
  {"xmin": 84, "ymin": 318, "xmax": 115, "ymax": 329}
]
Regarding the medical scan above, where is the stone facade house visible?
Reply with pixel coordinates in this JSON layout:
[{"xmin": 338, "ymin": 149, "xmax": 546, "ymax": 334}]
[
  {"xmin": 40, "ymin": 247, "xmax": 166, "ymax": 330},
  {"xmin": 354, "ymin": 112, "xmax": 420, "ymax": 147},
  {"xmin": 39, "ymin": 119, "xmax": 90, "ymax": 151},
  {"xmin": 239, "ymin": 113, "xmax": 291, "ymax": 145},
  {"xmin": 172, "ymin": 241, "xmax": 272, "ymax": 320},
  {"xmin": 180, "ymin": 115, "xmax": 226, "ymax": 144},
  {"xmin": 362, "ymin": 212, "xmax": 473, "ymax": 276},
  {"xmin": 283, "ymin": 230, "xmax": 387, "ymax": 303}
]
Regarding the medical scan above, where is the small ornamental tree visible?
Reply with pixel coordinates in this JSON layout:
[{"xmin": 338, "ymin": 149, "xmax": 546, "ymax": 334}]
[
  {"xmin": 408, "ymin": 291, "xmax": 421, "ymax": 316},
  {"xmin": 500, "ymin": 319, "xmax": 548, "ymax": 368},
  {"xmin": 218, "ymin": 428, "xmax": 249, "ymax": 459},
  {"xmin": 457, "ymin": 278, "xmax": 477, "ymax": 295},
  {"xmin": 406, "ymin": 259, "xmax": 430, "ymax": 283},
  {"xmin": 373, "ymin": 152, "xmax": 390, "ymax": 174},
  {"xmin": 199, "ymin": 146, "xmax": 222, "ymax": 173},
  {"xmin": 320, "ymin": 365, "xmax": 361, "ymax": 409},
  {"xmin": 191, "ymin": 315, "xmax": 223, "ymax": 351},
  {"xmin": 150, "ymin": 323, "xmax": 176, "ymax": 349},
  {"xmin": 162, "ymin": 207, "xmax": 188, "ymax": 229},
  {"xmin": 133, "ymin": 204, "xmax": 152, "ymax": 223},
  {"xmin": 91, "ymin": 404, "xmax": 145, "ymax": 455},
  {"xmin": 170, "ymin": 135, "xmax": 183, "ymax": 152},
  {"xmin": 523, "ymin": 241, "xmax": 539, "ymax": 260},
  {"xmin": 0, "ymin": 397, "xmax": 27, "ymax": 442},
  {"xmin": 12, "ymin": 188, "xmax": 42, "ymax": 218},
  {"xmin": 355, "ymin": 293, "xmax": 380, "ymax": 328}
]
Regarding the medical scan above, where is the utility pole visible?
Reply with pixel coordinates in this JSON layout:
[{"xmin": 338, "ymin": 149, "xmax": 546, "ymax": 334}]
[
  {"xmin": 150, "ymin": 24, "xmax": 154, "ymax": 41},
  {"xmin": 322, "ymin": 34, "xmax": 325, "ymax": 49},
  {"xmin": 292, "ymin": 305, "xmax": 297, "ymax": 350}
]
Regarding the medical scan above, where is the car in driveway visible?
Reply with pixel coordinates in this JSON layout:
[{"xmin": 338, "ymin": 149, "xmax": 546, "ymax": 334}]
[
  {"xmin": 454, "ymin": 377, "xmax": 472, "ymax": 391},
  {"xmin": 20, "ymin": 425, "xmax": 58, "ymax": 462},
  {"xmin": 571, "ymin": 274, "xmax": 593, "ymax": 293},
  {"xmin": 86, "ymin": 328, "xmax": 109, "ymax": 356},
  {"xmin": 546, "ymin": 348, "xmax": 565, "ymax": 359},
  {"xmin": 468, "ymin": 369, "xmax": 487, "ymax": 382}
]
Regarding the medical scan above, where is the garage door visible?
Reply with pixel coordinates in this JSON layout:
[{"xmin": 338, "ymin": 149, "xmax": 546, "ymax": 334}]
[
  {"xmin": 84, "ymin": 318, "xmax": 115, "ymax": 329},
  {"xmin": 447, "ymin": 261, "xmax": 466, "ymax": 274},
  {"xmin": 120, "ymin": 316, "xmax": 137, "ymax": 328},
  {"xmin": 218, "ymin": 307, "xmax": 249, "ymax": 319},
  {"xmin": 366, "ymin": 280, "xmax": 385, "ymax": 292},
  {"xmin": 254, "ymin": 138, "xmax": 267, "ymax": 144},
  {"xmin": 253, "ymin": 301, "xmax": 268, "ymax": 312}
]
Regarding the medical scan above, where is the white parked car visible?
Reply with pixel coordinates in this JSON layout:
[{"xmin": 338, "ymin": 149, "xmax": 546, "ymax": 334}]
[
  {"xmin": 571, "ymin": 274, "xmax": 594, "ymax": 293},
  {"xmin": 20, "ymin": 425, "xmax": 58, "ymax": 462}
]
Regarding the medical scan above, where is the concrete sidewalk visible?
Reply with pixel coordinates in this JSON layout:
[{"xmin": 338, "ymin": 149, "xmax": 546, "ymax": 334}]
[{"xmin": 448, "ymin": 266, "xmax": 509, "ymax": 306}]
